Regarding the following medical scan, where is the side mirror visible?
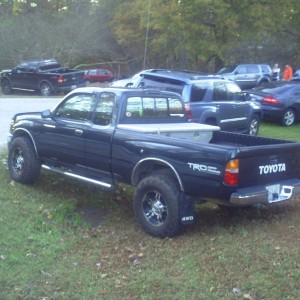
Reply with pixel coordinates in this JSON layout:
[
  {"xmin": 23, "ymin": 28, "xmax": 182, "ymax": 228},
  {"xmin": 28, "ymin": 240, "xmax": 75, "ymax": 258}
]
[{"xmin": 41, "ymin": 109, "xmax": 52, "ymax": 118}]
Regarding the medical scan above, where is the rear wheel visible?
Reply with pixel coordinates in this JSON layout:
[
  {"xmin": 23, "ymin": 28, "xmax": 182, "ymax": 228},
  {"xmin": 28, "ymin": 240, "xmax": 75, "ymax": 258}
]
[
  {"xmin": 40, "ymin": 82, "xmax": 52, "ymax": 96},
  {"xmin": 1, "ymin": 79, "xmax": 12, "ymax": 94},
  {"xmin": 134, "ymin": 174, "xmax": 182, "ymax": 238},
  {"xmin": 248, "ymin": 114, "xmax": 260, "ymax": 135},
  {"xmin": 281, "ymin": 108, "xmax": 295, "ymax": 126},
  {"xmin": 8, "ymin": 137, "xmax": 41, "ymax": 184}
]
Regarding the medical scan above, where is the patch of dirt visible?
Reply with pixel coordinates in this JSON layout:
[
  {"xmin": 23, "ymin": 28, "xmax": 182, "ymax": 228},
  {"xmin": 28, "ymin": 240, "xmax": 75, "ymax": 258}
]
[{"xmin": 75, "ymin": 204, "xmax": 108, "ymax": 228}]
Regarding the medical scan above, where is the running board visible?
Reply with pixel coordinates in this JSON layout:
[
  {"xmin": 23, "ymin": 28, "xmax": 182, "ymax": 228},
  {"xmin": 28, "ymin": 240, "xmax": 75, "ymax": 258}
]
[{"xmin": 42, "ymin": 164, "xmax": 113, "ymax": 189}]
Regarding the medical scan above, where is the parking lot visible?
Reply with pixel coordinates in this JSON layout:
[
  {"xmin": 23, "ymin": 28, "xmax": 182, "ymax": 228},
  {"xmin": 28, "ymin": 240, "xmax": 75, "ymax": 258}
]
[{"xmin": 0, "ymin": 96, "xmax": 59, "ymax": 145}]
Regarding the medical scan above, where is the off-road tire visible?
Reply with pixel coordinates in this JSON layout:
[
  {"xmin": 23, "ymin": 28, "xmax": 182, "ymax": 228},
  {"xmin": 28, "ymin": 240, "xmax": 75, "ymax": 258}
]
[
  {"xmin": 134, "ymin": 174, "xmax": 182, "ymax": 238},
  {"xmin": 8, "ymin": 137, "xmax": 41, "ymax": 184}
]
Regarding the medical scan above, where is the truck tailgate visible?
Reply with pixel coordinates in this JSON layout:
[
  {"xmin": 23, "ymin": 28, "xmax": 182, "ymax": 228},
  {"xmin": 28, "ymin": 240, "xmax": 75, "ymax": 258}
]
[{"xmin": 236, "ymin": 144, "xmax": 300, "ymax": 188}]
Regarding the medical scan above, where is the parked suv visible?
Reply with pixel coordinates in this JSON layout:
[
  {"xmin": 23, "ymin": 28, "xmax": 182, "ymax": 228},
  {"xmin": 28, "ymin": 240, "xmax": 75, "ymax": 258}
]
[
  {"xmin": 133, "ymin": 70, "xmax": 262, "ymax": 135},
  {"xmin": 217, "ymin": 64, "xmax": 272, "ymax": 89}
]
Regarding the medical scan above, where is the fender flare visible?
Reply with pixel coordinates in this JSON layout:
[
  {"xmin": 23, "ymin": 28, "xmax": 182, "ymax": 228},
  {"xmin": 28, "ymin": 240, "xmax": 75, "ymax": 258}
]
[{"xmin": 131, "ymin": 157, "xmax": 184, "ymax": 192}]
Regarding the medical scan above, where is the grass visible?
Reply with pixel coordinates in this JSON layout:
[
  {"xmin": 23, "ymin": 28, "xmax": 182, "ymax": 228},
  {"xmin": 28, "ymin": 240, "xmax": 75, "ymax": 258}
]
[{"xmin": 0, "ymin": 122, "xmax": 300, "ymax": 299}]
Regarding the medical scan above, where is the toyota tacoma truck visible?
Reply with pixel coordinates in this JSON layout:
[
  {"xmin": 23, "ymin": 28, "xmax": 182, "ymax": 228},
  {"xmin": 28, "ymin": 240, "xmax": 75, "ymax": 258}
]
[
  {"xmin": 7, "ymin": 87, "xmax": 300, "ymax": 238},
  {"xmin": 1, "ymin": 59, "xmax": 86, "ymax": 96}
]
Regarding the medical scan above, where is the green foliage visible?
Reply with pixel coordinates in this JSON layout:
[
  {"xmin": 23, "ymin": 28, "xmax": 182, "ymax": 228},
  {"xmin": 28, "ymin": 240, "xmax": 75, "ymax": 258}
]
[{"xmin": 1, "ymin": 1, "xmax": 300, "ymax": 78}]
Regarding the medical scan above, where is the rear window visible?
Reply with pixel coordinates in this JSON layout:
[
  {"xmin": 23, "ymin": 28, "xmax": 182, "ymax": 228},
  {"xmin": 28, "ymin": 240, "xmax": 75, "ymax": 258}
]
[
  {"xmin": 139, "ymin": 76, "xmax": 184, "ymax": 94},
  {"xmin": 123, "ymin": 96, "xmax": 185, "ymax": 121}
]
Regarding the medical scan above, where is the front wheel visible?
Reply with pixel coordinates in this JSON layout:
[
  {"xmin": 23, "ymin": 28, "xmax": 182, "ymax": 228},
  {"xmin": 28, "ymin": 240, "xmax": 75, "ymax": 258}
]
[
  {"xmin": 1, "ymin": 79, "xmax": 12, "ymax": 94},
  {"xmin": 281, "ymin": 108, "xmax": 296, "ymax": 126},
  {"xmin": 40, "ymin": 82, "xmax": 52, "ymax": 96},
  {"xmin": 134, "ymin": 174, "xmax": 183, "ymax": 238},
  {"xmin": 8, "ymin": 137, "xmax": 41, "ymax": 184},
  {"xmin": 248, "ymin": 114, "xmax": 260, "ymax": 135}
]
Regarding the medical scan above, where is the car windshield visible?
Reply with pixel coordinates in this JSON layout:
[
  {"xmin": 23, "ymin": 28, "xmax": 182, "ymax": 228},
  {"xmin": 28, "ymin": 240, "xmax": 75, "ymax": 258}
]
[{"xmin": 217, "ymin": 66, "xmax": 237, "ymax": 74}]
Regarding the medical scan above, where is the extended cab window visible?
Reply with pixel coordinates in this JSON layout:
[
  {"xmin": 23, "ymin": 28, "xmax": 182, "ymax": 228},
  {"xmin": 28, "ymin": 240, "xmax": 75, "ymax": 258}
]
[
  {"xmin": 54, "ymin": 93, "xmax": 94, "ymax": 121},
  {"xmin": 125, "ymin": 96, "xmax": 184, "ymax": 119},
  {"xmin": 93, "ymin": 92, "xmax": 115, "ymax": 126}
]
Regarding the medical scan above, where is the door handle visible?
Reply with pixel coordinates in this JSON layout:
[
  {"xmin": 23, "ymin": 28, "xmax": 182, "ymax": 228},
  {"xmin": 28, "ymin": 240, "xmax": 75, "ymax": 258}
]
[{"xmin": 75, "ymin": 129, "xmax": 83, "ymax": 136}]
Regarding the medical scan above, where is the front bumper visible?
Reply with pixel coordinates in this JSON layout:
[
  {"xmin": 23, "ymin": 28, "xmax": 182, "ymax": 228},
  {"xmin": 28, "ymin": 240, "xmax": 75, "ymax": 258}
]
[{"xmin": 230, "ymin": 179, "xmax": 300, "ymax": 205}]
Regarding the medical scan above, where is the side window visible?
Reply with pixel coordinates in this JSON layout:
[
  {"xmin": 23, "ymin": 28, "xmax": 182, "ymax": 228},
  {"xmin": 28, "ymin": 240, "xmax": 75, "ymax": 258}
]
[
  {"xmin": 226, "ymin": 82, "xmax": 244, "ymax": 101},
  {"xmin": 190, "ymin": 82, "xmax": 208, "ymax": 102},
  {"xmin": 261, "ymin": 65, "xmax": 269, "ymax": 74},
  {"xmin": 93, "ymin": 92, "xmax": 115, "ymax": 125},
  {"xmin": 125, "ymin": 96, "xmax": 184, "ymax": 118},
  {"xmin": 236, "ymin": 66, "xmax": 247, "ymax": 74},
  {"xmin": 55, "ymin": 93, "xmax": 94, "ymax": 121},
  {"xmin": 169, "ymin": 98, "xmax": 184, "ymax": 115},
  {"xmin": 247, "ymin": 65, "xmax": 259, "ymax": 73},
  {"xmin": 213, "ymin": 82, "xmax": 227, "ymax": 101},
  {"xmin": 126, "ymin": 97, "xmax": 143, "ymax": 117}
]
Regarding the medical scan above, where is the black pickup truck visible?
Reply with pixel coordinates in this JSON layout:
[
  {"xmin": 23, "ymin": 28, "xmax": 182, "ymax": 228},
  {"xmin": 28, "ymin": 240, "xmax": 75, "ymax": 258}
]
[
  {"xmin": 7, "ymin": 87, "xmax": 300, "ymax": 237},
  {"xmin": 1, "ymin": 59, "xmax": 86, "ymax": 96}
]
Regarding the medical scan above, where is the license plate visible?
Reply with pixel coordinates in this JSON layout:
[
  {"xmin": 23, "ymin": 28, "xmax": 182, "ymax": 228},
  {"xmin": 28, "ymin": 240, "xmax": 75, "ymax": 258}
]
[
  {"xmin": 266, "ymin": 184, "xmax": 281, "ymax": 203},
  {"xmin": 266, "ymin": 184, "xmax": 294, "ymax": 203}
]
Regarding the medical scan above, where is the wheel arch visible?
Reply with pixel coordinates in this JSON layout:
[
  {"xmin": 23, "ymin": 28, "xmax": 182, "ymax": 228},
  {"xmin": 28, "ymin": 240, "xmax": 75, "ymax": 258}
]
[
  {"xmin": 1, "ymin": 75, "xmax": 11, "ymax": 84},
  {"xmin": 131, "ymin": 157, "xmax": 184, "ymax": 192},
  {"xmin": 11, "ymin": 129, "xmax": 39, "ymax": 157}
]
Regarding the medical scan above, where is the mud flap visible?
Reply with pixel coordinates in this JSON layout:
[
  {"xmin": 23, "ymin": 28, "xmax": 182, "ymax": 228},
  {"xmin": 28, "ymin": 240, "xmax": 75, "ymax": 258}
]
[{"xmin": 179, "ymin": 193, "xmax": 195, "ymax": 225}]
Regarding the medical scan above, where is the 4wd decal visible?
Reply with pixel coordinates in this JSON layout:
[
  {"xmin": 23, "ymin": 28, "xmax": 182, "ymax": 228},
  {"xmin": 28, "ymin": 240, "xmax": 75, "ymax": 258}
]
[
  {"xmin": 188, "ymin": 163, "xmax": 221, "ymax": 175},
  {"xmin": 259, "ymin": 163, "xmax": 286, "ymax": 175}
]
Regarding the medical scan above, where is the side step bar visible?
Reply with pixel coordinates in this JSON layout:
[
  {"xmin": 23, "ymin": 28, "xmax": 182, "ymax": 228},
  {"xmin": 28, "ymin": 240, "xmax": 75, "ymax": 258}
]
[{"xmin": 42, "ymin": 164, "xmax": 113, "ymax": 189}]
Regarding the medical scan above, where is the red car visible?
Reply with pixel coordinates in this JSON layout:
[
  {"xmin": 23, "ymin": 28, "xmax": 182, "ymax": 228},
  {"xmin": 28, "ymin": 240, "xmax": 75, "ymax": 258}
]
[{"xmin": 84, "ymin": 69, "xmax": 114, "ymax": 83}]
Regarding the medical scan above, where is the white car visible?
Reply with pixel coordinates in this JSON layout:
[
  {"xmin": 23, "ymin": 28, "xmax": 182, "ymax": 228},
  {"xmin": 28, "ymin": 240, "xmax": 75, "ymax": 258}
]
[{"xmin": 109, "ymin": 69, "xmax": 164, "ymax": 87}]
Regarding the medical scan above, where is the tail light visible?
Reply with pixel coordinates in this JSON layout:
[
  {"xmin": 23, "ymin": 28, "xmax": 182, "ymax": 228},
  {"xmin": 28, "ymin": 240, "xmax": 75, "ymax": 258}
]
[
  {"xmin": 57, "ymin": 76, "xmax": 64, "ymax": 84},
  {"xmin": 184, "ymin": 103, "xmax": 193, "ymax": 119},
  {"xmin": 224, "ymin": 159, "xmax": 239, "ymax": 185},
  {"xmin": 262, "ymin": 95, "xmax": 280, "ymax": 105}
]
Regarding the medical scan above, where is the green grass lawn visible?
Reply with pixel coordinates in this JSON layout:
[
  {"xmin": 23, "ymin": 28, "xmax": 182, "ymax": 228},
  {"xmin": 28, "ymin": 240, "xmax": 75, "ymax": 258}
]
[{"xmin": 0, "ymin": 123, "xmax": 300, "ymax": 299}]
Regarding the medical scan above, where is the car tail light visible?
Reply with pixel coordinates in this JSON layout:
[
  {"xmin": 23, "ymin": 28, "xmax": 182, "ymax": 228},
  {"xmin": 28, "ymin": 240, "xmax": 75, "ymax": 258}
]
[
  {"xmin": 184, "ymin": 103, "xmax": 193, "ymax": 119},
  {"xmin": 57, "ymin": 76, "xmax": 64, "ymax": 84},
  {"xmin": 262, "ymin": 95, "xmax": 280, "ymax": 105},
  {"xmin": 224, "ymin": 159, "xmax": 239, "ymax": 185}
]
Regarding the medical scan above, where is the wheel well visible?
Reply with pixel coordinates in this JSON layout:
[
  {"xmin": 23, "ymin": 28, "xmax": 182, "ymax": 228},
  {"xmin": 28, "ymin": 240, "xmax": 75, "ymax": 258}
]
[
  {"xmin": 1, "ymin": 76, "xmax": 11, "ymax": 84},
  {"xmin": 204, "ymin": 117, "xmax": 218, "ymax": 126},
  {"xmin": 131, "ymin": 159, "xmax": 183, "ymax": 191},
  {"xmin": 39, "ymin": 80, "xmax": 52, "ymax": 88},
  {"xmin": 257, "ymin": 78, "xmax": 269, "ymax": 86},
  {"xmin": 11, "ymin": 130, "xmax": 38, "ymax": 156}
]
